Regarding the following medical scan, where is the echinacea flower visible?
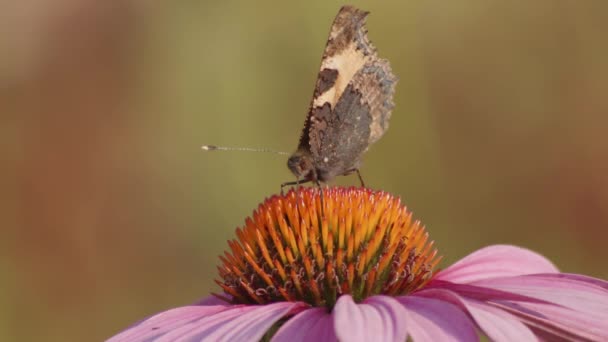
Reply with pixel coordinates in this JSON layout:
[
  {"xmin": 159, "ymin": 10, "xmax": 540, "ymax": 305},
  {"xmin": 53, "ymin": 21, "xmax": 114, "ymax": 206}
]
[{"xmin": 108, "ymin": 187, "xmax": 608, "ymax": 341}]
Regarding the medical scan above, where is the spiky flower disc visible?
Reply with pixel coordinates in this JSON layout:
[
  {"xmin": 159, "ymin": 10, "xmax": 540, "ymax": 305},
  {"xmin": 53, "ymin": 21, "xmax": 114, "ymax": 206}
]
[{"xmin": 216, "ymin": 187, "xmax": 441, "ymax": 309}]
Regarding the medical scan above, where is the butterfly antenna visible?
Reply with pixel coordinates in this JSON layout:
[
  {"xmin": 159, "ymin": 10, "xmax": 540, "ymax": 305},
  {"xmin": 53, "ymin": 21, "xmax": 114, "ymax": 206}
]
[{"xmin": 202, "ymin": 145, "xmax": 290, "ymax": 156}]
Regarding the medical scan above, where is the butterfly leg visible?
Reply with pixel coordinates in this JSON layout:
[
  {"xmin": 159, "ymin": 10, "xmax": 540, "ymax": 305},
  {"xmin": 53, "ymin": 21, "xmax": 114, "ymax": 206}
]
[
  {"xmin": 343, "ymin": 168, "xmax": 366, "ymax": 187},
  {"xmin": 280, "ymin": 179, "xmax": 312, "ymax": 195},
  {"xmin": 355, "ymin": 169, "xmax": 366, "ymax": 188}
]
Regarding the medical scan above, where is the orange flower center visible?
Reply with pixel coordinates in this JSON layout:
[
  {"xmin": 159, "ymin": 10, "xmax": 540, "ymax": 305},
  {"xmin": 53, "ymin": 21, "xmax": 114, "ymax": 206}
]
[{"xmin": 215, "ymin": 187, "xmax": 441, "ymax": 309}]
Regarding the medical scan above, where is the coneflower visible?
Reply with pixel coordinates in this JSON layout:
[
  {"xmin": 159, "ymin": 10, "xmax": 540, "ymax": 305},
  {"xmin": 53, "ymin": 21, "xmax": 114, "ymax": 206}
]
[{"xmin": 108, "ymin": 187, "xmax": 608, "ymax": 342}]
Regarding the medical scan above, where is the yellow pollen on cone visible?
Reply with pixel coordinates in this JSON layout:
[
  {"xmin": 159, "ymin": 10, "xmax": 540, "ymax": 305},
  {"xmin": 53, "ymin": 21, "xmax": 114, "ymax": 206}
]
[{"xmin": 215, "ymin": 187, "xmax": 441, "ymax": 308}]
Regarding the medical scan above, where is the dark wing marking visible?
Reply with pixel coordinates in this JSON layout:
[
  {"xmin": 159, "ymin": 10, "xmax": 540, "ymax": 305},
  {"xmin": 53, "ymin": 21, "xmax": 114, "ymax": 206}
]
[{"xmin": 310, "ymin": 59, "xmax": 397, "ymax": 181}]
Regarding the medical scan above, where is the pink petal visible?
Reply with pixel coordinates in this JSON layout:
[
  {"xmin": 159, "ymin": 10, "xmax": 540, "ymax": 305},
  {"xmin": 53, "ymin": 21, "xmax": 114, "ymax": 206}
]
[
  {"xmin": 434, "ymin": 245, "xmax": 558, "ymax": 283},
  {"xmin": 425, "ymin": 282, "xmax": 548, "ymax": 304},
  {"xmin": 494, "ymin": 300, "xmax": 608, "ymax": 341},
  {"xmin": 397, "ymin": 296, "xmax": 478, "ymax": 342},
  {"xmin": 363, "ymin": 296, "xmax": 410, "ymax": 340},
  {"xmin": 429, "ymin": 277, "xmax": 608, "ymax": 341},
  {"xmin": 471, "ymin": 275, "xmax": 608, "ymax": 320},
  {"xmin": 272, "ymin": 308, "xmax": 336, "ymax": 342},
  {"xmin": 152, "ymin": 305, "xmax": 258, "ymax": 341},
  {"xmin": 108, "ymin": 302, "xmax": 307, "ymax": 342},
  {"xmin": 107, "ymin": 305, "xmax": 232, "ymax": 342},
  {"xmin": 534, "ymin": 273, "xmax": 608, "ymax": 291},
  {"xmin": 414, "ymin": 289, "xmax": 536, "ymax": 342},
  {"xmin": 202, "ymin": 303, "xmax": 307, "ymax": 341},
  {"xmin": 167, "ymin": 302, "xmax": 306, "ymax": 342},
  {"xmin": 333, "ymin": 295, "xmax": 408, "ymax": 342}
]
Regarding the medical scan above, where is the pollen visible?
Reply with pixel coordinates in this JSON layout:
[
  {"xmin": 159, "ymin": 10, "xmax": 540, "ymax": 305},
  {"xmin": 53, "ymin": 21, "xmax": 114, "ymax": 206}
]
[{"xmin": 215, "ymin": 187, "xmax": 441, "ymax": 309}]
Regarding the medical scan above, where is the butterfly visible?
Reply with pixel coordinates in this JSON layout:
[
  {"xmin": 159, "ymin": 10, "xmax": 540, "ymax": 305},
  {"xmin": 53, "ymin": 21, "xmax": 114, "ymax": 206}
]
[{"xmin": 284, "ymin": 5, "xmax": 397, "ymax": 190}]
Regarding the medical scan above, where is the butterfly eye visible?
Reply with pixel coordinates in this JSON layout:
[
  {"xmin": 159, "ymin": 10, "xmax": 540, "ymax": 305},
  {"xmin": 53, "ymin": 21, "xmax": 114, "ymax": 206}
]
[
  {"xmin": 287, "ymin": 154, "xmax": 314, "ymax": 179},
  {"xmin": 287, "ymin": 155, "xmax": 303, "ymax": 176}
]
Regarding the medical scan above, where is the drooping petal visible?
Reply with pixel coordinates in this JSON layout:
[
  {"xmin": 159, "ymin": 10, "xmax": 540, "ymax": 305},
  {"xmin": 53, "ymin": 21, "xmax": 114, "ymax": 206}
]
[
  {"xmin": 272, "ymin": 308, "xmax": 336, "ymax": 342},
  {"xmin": 429, "ymin": 278, "xmax": 608, "ymax": 341},
  {"xmin": 426, "ymin": 281, "xmax": 556, "ymax": 304},
  {"xmin": 471, "ymin": 275, "xmax": 608, "ymax": 340},
  {"xmin": 471, "ymin": 275, "xmax": 608, "ymax": 320},
  {"xmin": 333, "ymin": 295, "xmax": 408, "ymax": 342},
  {"xmin": 197, "ymin": 302, "xmax": 308, "ymax": 341},
  {"xmin": 414, "ymin": 288, "xmax": 536, "ymax": 342},
  {"xmin": 396, "ymin": 296, "xmax": 478, "ymax": 342},
  {"xmin": 108, "ymin": 302, "xmax": 307, "ymax": 342},
  {"xmin": 435, "ymin": 245, "xmax": 558, "ymax": 284},
  {"xmin": 107, "ymin": 305, "xmax": 231, "ymax": 342},
  {"xmin": 533, "ymin": 273, "xmax": 608, "ymax": 291},
  {"xmin": 494, "ymin": 300, "xmax": 608, "ymax": 341}
]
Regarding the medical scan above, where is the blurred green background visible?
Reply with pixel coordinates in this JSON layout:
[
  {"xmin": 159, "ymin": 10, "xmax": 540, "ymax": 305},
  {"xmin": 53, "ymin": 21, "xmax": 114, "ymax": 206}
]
[{"xmin": 2, "ymin": 1, "xmax": 608, "ymax": 341}]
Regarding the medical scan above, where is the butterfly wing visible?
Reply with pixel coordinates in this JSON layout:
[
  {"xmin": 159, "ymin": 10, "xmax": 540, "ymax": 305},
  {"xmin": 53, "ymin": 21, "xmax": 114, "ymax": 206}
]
[{"xmin": 300, "ymin": 6, "xmax": 397, "ymax": 181}]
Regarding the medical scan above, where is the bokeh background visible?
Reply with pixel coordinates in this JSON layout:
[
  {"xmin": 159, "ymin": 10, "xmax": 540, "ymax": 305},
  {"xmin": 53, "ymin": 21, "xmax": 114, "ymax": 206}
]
[{"xmin": 2, "ymin": 1, "xmax": 607, "ymax": 340}]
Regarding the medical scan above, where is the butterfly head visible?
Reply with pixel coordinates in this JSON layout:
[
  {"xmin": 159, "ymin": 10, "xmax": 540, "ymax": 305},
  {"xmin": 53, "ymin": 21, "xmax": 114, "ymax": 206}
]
[{"xmin": 287, "ymin": 151, "xmax": 315, "ymax": 181}]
